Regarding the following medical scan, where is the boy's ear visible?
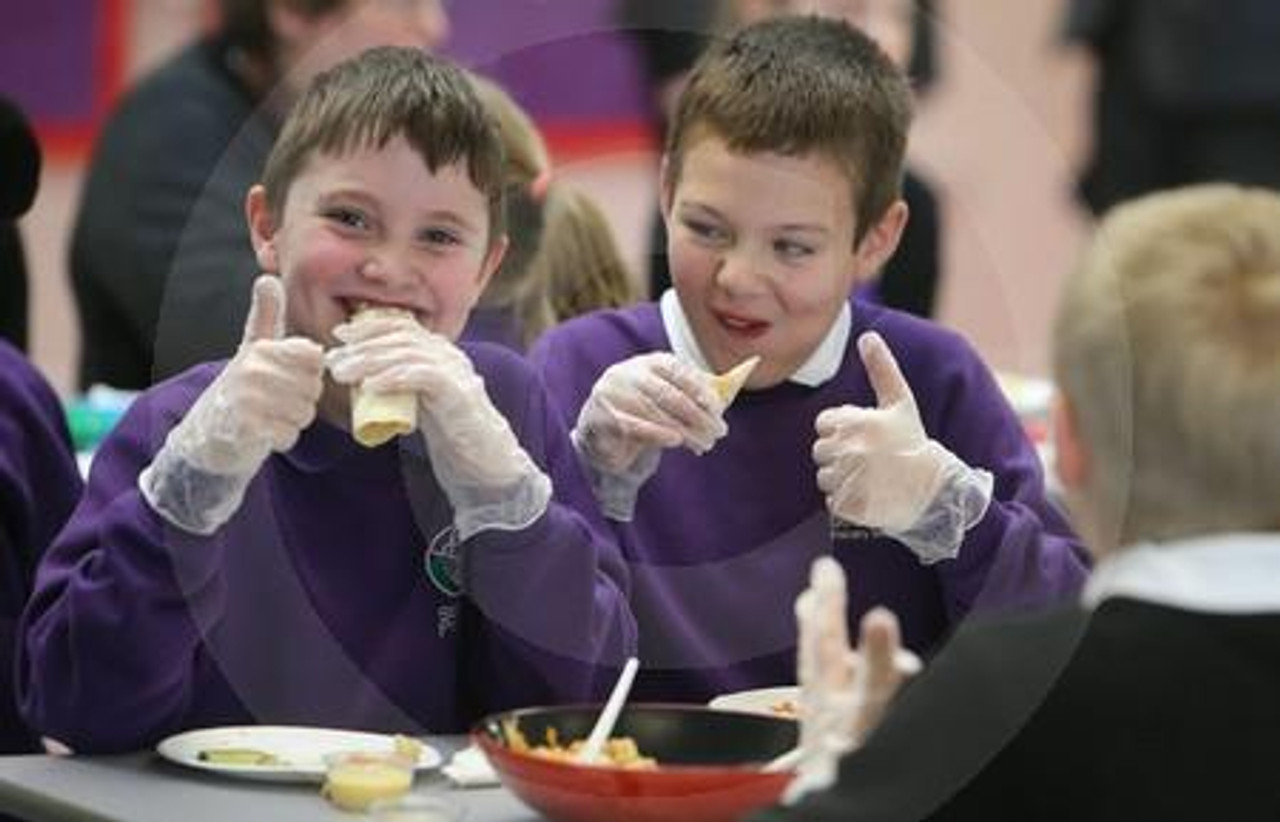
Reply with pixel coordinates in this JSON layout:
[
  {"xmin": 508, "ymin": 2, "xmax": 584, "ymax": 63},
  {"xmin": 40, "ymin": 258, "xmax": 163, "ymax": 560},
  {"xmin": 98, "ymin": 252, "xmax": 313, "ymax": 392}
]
[
  {"xmin": 245, "ymin": 185, "xmax": 280, "ymax": 273},
  {"xmin": 476, "ymin": 233, "xmax": 509, "ymax": 293},
  {"xmin": 1052, "ymin": 390, "xmax": 1090, "ymax": 491},
  {"xmin": 853, "ymin": 199, "xmax": 909, "ymax": 278}
]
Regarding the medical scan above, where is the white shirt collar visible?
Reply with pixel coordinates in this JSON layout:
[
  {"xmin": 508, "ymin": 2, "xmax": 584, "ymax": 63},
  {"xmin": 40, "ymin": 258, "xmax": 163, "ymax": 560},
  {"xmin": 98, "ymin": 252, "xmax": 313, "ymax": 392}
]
[
  {"xmin": 659, "ymin": 289, "xmax": 851, "ymax": 388},
  {"xmin": 1082, "ymin": 532, "xmax": 1280, "ymax": 614}
]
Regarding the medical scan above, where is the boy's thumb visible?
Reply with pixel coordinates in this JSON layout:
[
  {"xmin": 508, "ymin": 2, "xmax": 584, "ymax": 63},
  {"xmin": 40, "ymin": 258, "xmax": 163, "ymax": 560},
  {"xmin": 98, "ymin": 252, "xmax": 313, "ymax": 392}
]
[
  {"xmin": 857, "ymin": 331, "xmax": 912, "ymax": 409},
  {"xmin": 242, "ymin": 275, "xmax": 286, "ymax": 344}
]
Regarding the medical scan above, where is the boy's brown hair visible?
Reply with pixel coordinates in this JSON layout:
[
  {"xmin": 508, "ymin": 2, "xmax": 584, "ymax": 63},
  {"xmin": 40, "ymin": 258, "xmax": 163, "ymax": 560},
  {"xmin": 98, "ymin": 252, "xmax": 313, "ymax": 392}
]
[
  {"xmin": 664, "ymin": 14, "xmax": 913, "ymax": 245},
  {"xmin": 260, "ymin": 46, "xmax": 506, "ymax": 243}
]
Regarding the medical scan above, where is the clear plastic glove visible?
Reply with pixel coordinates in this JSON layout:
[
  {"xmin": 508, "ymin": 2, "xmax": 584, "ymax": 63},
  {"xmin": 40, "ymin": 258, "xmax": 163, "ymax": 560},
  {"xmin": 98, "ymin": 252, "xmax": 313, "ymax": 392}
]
[
  {"xmin": 573, "ymin": 352, "xmax": 727, "ymax": 520},
  {"xmin": 139, "ymin": 276, "xmax": 325, "ymax": 535},
  {"xmin": 813, "ymin": 332, "xmax": 993, "ymax": 564},
  {"xmin": 326, "ymin": 313, "xmax": 550, "ymax": 540},
  {"xmin": 785, "ymin": 557, "xmax": 921, "ymax": 804}
]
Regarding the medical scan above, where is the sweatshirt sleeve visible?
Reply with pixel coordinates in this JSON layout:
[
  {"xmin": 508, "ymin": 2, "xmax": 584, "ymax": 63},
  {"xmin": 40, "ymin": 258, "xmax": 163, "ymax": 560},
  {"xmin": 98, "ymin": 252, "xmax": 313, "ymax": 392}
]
[
  {"xmin": 0, "ymin": 347, "xmax": 84, "ymax": 753},
  {"xmin": 907, "ymin": 333, "xmax": 1090, "ymax": 619},
  {"xmin": 16, "ymin": 379, "xmax": 231, "ymax": 753},
  {"xmin": 456, "ymin": 351, "xmax": 637, "ymax": 711}
]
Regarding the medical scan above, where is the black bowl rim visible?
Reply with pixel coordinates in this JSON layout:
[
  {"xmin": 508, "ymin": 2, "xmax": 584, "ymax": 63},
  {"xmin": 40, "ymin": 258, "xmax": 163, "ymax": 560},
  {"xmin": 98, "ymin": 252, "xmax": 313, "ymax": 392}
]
[{"xmin": 471, "ymin": 702, "xmax": 798, "ymax": 775}]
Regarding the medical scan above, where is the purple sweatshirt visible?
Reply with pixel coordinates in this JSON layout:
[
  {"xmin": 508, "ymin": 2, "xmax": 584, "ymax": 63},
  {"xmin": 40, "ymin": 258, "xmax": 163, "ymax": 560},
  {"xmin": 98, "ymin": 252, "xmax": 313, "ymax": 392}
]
[
  {"xmin": 531, "ymin": 301, "xmax": 1088, "ymax": 702},
  {"xmin": 0, "ymin": 342, "xmax": 83, "ymax": 752},
  {"xmin": 18, "ymin": 342, "xmax": 635, "ymax": 752}
]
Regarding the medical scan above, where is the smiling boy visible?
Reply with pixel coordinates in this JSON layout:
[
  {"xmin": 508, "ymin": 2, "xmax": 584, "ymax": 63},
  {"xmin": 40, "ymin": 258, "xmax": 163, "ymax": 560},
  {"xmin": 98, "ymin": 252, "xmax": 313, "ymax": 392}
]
[
  {"xmin": 19, "ymin": 47, "xmax": 635, "ymax": 752},
  {"xmin": 531, "ymin": 16, "xmax": 1086, "ymax": 701}
]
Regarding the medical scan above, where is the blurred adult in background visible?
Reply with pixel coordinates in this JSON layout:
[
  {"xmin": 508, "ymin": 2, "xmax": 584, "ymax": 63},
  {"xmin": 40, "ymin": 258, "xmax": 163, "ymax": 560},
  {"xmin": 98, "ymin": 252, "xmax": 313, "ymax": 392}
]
[
  {"xmin": 462, "ymin": 75, "xmax": 637, "ymax": 352},
  {"xmin": 71, "ymin": 0, "xmax": 449, "ymax": 391},
  {"xmin": 1066, "ymin": 0, "xmax": 1280, "ymax": 215},
  {"xmin": 0, "ymin": 95, "xmax": 42, "ymax": 352},
  {"xmin": 758, "ymin": 184, "xmax": 1280, "ymax": 822}
]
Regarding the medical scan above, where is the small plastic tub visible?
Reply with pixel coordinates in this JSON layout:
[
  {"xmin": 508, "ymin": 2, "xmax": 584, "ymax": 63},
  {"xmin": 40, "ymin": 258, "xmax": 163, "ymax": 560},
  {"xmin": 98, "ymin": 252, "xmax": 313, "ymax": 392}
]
[{"xmin": 321, "ymin": 750, "xmax": 415, "ymax": 812}]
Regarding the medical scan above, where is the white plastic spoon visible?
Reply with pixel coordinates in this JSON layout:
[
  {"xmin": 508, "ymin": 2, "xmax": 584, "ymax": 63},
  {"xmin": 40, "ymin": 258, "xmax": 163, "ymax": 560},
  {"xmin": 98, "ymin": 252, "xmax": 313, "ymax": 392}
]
[{"xmin": 577, "ymin": 656, "xmax": 640, "ymax": 765}]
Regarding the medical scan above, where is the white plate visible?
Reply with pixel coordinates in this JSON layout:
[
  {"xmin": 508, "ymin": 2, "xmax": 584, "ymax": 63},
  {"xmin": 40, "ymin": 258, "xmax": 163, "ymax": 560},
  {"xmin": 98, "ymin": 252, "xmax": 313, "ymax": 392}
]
[
  {"xmin": 708, "ymin": 686, "xmax": 801, "ymax": 718},
  {"xmin": 156, "ymin": 726, "xmax": 442, "ymax": 783}
]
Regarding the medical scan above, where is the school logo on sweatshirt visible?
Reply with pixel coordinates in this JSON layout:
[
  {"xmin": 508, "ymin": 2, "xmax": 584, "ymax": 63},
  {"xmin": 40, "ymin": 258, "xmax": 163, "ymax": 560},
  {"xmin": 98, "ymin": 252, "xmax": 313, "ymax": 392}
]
[{"xmin": 424, "ymin": 525, "xmax": 462, "ymax": 598}]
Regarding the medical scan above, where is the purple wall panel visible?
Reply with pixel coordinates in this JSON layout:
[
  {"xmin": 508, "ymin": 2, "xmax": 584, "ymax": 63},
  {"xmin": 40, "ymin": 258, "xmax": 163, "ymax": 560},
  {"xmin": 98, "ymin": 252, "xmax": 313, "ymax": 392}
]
[
  {"xmin": 0, "ymin": 0, "xmax": 101, "ymax": 124},
  {"xmin": 443, "ymin": 0, "xmax": 649, "ymax": 124}
]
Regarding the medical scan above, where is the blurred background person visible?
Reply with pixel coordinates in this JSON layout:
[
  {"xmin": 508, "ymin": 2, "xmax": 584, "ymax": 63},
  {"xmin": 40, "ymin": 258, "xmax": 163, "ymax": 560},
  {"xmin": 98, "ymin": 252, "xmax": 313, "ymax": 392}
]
[
  {"xmin": 0, "ymin": 95, "xmax": 41, "ymax": 353},
  {"xmin": 71, "ymin": 0, "xmax": 449, "ymax": 391},
  {"xmin": 535, "ymin": 185, "xmax": 637, "ymax": 330},
  {"xmin": 1066, "ymin": 0, "xmax": 1280, "ymax": 215},
  {"xmin": 463, "ymin": 74, "xmax": 638, "ymax": 352}
]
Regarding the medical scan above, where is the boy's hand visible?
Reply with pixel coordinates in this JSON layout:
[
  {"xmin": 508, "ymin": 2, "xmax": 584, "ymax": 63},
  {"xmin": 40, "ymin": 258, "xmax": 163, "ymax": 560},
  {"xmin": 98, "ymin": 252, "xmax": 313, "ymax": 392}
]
[
  {"xmin": 139, "ymin": 276, "xmax": 325, "ymax": 534},
  {"xmin": 813, "ymin": 332, "xmax": 992, "ymax": 563},
  {"xmin": 575, "ymin": 352, "xmax": 727, "ymax": 474},
  {"xmin": 191, "ymin": 275, "xmax": 325, "ymax": 474},
  {"xmin": 788, "ymin": 557, "xmax": 920, "ymax": 802},
  {"xmin": 326, "ymin": 315, "xmax": 550, "ymax": 538}
]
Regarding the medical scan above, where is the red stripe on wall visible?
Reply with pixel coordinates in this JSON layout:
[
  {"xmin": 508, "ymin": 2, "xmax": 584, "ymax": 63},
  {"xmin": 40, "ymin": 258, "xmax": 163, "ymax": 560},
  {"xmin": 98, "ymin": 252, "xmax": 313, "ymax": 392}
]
[
  {"xmin": 41, "ymin": 0, "xmax": 130, "ymax": 163},
  {"xmin": 540, "ymin": 120, "xmax": 657, "ymax": 163}
]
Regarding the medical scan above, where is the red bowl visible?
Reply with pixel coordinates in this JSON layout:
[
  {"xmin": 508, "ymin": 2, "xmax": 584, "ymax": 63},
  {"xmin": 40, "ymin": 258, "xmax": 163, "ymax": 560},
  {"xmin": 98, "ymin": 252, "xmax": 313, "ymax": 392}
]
[{"xmin": 473, "ymin": 703, "xmax": 798, "ymax": 822}]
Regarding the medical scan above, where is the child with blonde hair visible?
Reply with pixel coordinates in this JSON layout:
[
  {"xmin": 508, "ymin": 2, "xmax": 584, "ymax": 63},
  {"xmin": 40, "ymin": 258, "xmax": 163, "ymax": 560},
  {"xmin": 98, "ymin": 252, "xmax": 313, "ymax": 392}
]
[
  {"xmin": 463, "ymin": 76, "xmax": 637, "ymax": 350},
  {"xmin": 765, "ymin": 183, "xmax": 1280, "ymax": 820}
]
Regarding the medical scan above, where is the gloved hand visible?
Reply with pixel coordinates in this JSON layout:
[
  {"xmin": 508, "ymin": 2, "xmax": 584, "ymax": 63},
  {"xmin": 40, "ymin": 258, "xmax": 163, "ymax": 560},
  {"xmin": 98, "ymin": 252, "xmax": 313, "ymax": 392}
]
[
  {"xmin": 326, "ymin": 313, "xmax": 550, "ymax": 539},
  {"xmin": 139, "ymin": 276, "xmax": 325, "ymax": 535},
  {"xmin": 573, "ymin": 352, "xmax": 727, "ymax": 520},
  {"xmin": 813, "ymin": 332, "xmax": 993, "ymax": 564},
  {"xmin": 785, "ymin": 557, "xmax": 921, "ymax": 804}
]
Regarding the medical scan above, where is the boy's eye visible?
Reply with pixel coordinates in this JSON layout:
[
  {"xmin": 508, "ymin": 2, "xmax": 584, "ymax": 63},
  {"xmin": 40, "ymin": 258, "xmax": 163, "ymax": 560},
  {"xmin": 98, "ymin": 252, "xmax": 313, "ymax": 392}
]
[
  {"xmin": 682, "ymin": 218, "xmax": 728, "ymax": 244},
  {"xmin": 324, "ymin": 206, "xmax": 370, "ymax": 231},
  {"xmin": 420, "ymin": 227, "xmax": 462, "ymax": 247},
  {"xmin": 774, "ymin": 238, "xmax": 816, "ymax": 260}
]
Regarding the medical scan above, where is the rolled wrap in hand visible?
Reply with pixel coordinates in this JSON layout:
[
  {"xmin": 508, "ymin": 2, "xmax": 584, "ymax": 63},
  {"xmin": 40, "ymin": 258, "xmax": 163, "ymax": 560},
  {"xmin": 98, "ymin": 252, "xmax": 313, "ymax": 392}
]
[{"xmin": 349, "ymin": 307, "xmax": 419, "ymax": 447}]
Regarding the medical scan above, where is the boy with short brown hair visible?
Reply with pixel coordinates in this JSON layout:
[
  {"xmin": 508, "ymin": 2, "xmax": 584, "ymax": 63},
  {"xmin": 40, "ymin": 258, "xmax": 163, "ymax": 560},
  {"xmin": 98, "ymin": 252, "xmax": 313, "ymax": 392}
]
[
  {"xmin": 532, "ymin": 15, "xmax": 1085, "ymax": 701},
  {"xmin": 21, "ymin": 46, "xmax": 635, "ymax": 753}
]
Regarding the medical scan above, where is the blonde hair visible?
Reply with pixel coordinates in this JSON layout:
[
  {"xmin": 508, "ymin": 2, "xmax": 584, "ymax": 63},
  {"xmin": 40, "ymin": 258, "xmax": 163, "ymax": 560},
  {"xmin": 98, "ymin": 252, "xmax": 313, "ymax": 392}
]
[
  {"xmin": 535, "ymin": 187, "xmax": 638, "ymax": 325},
  {"xmin": 1053, "ymin": 184, "xmax": 1280, "ymax": 545},
  {"xmin": 469, "ymin": 74, "xmax": 638, "ymax": 348}
]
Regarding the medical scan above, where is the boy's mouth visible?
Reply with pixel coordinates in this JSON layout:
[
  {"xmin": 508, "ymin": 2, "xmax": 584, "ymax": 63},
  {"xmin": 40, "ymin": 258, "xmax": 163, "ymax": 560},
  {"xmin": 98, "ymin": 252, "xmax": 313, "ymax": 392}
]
[
  {"xmin": 339, "ymin": 297, "xmax": 427, "ymax": 326},
  {"xmin": 712, "ymin": 309, "xmax": 770, "ymax": 340}
]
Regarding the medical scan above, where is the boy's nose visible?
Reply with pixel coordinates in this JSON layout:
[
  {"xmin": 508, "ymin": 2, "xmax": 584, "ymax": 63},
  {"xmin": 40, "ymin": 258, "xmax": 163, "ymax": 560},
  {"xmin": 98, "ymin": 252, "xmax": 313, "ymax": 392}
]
[
  {"xmin": 358, "ymin": 252, "xmax": 417, "ymax": 286},
  {"xmin": 714, "ymin": 249, "xmax": 768, "ymax": 296}
]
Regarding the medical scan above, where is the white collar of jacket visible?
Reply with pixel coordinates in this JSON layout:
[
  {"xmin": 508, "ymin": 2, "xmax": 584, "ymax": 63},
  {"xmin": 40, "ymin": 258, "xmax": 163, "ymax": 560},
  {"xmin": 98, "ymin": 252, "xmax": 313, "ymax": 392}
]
[
  {"xmin": 1082, "ymin": 532, "xmax": 1280, "ymax": 614},
  {"xmin": 659, "ymin": 289, "xmax": 851, "ymax": 388}
]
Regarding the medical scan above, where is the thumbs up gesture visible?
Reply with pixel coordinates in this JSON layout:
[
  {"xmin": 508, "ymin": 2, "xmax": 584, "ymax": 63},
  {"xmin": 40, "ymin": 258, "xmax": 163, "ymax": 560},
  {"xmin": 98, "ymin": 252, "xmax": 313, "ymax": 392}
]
[
  {"xmin": 139, "ymin": 276, "xmax": 325, "ymax": 534},
  {"xmin": 812, "ymin": 332, "xmax": 992, "ymax": 563}
]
